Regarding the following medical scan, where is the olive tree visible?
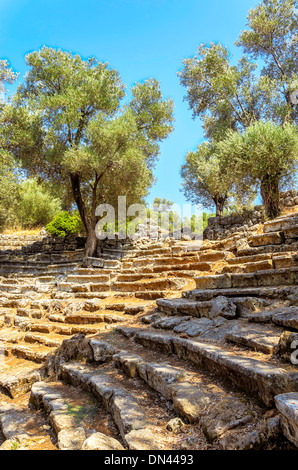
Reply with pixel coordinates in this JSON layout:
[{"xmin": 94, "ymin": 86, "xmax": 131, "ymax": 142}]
[
  {"xmin": 237, "ymin": 0, "xmax": 298, "ymax": 124},
  {"xmin": 6, "ymin": 47, "xmax": 174, "ymax": 257},
  {"xmin": 181, "ymin": 142, "xmax": 232, "ymax": 216},
  {"xmin": 218, "ymin": 121, "xmax": 298, "ymax": 218}
]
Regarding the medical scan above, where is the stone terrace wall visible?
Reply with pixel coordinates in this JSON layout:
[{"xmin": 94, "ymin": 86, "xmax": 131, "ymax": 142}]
[
  {"xmin": 204, "ymin": 206, "xmax": 265, "ymax": 241},
  {"xmin": 0, "ymin": 234, "xmax": 44, "ymax": 251},
  {"xmin": 280, "ymin": 190, "xmax": 298, "ymax": 208},
  {"xmin": 204, "ymin": 190, "xmax": 298, "ymax": 241},
  {"xmin": 22, "ymin": 235, "xmax": 86, "ymax": 254},
  {"xmin": 0, "ymin": 234, "xmax": 86, "ymax": 253}
]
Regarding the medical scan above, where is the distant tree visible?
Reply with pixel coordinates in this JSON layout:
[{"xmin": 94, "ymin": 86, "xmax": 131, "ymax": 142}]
[
  {"xmin": 152, "ymin": 198, "xmax": 174, "ymax": 212},
  {"xmin": 236, "ymin": 0, "xmax": 298, "ymax": 124},
  {"xmin": 218, "ymin": 121, "xmax": 298, "ymax": 218},
  {"xmin": 4, "ymin": 47, "xmax": 174, "ymax": 258},
  {"xmin": 181, "ymin": 142, "xmax": 232, "ymax": 216}
]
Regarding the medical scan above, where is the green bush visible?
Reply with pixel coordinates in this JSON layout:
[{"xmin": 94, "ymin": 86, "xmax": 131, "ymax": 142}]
[
  {"xmin": 46, "ymin": 211, "xmax": 82, "ymax": 237},
  {"xmin": 18, "ymin": 178, "xmax": 62, "ymax": 228}
]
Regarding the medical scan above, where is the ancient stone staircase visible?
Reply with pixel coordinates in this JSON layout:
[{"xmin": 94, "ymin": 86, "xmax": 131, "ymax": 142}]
[{"xmin": 0, "ymin": 211, "xmax": 297, "ymax": 450}]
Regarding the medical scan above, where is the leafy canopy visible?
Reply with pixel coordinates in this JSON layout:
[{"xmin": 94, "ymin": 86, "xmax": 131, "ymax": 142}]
[
  {"xmin": 218, "ymin": 121, "xmax": 298, "ymax": 191},
  {"xmin": 236, "ymin": 0, "xmax": 298, "ymax": 123}
]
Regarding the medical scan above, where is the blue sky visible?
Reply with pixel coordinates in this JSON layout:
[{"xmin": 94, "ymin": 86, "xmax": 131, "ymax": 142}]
[{"xmin": 0, "ymin": 0, "xmax": 259, "ymax": 207}]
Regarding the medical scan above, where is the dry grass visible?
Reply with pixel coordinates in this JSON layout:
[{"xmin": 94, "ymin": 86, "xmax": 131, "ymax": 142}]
[{"xmin": 2, "ymin": 226, "xmax": 43, "ymax": 236}]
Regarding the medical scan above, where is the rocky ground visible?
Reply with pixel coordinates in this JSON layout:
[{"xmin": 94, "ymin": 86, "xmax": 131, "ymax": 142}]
[{"xmin": 0, "ymin": 209, "xmax": 297, "ymax": 450}]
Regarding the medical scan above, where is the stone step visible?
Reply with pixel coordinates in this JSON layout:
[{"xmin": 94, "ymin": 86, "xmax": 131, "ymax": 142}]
[
  {"xmin": 223, "ymin": 260, "xmax": 275, "ymax": 275},
  {"xmin": 225, "ymin": 322, "xmax": 284, "ymax": 354},
  {"xmin": 7, "ymin": 342, "xmax": 55, "ymax": 363},
  {"xmin": 86, "ymin": 257, "xmax": 120, "ymax": 269},
  {"xmin": 112, "ymin": 278, "xmax": 186, "ymax": 293},
  {"xmin": 272, "ymin": 254, "xmax": 297, "ymax": 270},
  {"xmin": 104, "ymin": 302, "xmax": 146, "ymax": 314},
  {"xmin": 227, "ymin": 254, "xmax": 272, "ymax": 266},
  {"xmin": 284, "ymin": 225, "xmax": 298, "ymax": 240},
  {"xmin": 126, "ymin": 255, "xmax": 202, "ymax": 268},
  {"xmin": 17, "ymin": 308, "xmax": 44, "ymax": 320},
  {"xmin": 248, "ymin": 232, "xmax": 285, "ymax": 247},
  {"xmin": 30, "ymin": 381, "xmax": 124, "ymax": 450},
  {"xmin": 198, "ymin": 250, "xmax": 232, "ymax": 262},
  {"xmin": 271, "ymin": 307, "xmax": 298, "ymax": 331},
  {"xmin": 117, "ymin": 328, "xmax": 298, "ymax": 406},
  {"xmin": 275, "ymin": 393, "xmax": 298, "ymax": 448},
  {"xmin": 60, "ymin": 363, "xmax": 159, "ymax": 450},
  {"xmin": 238, "ymin": 242, "xmax": 298, "ymax": 257},
  {"xmin": 0, "ymin": 403, "xmax": 55, "ymax": 450},
  {"xmin": 131, "ymin": 247, "xmax": 173, "ymax": 257},
  {"xmin": 263, "ymin": 214, "xmax": 298, "ymax": 233},
  {"xmin": 135, "ymin": 290, "xmax": 175, "ymax": 300},
  {"xmin": 67, "ymin": 274, "xmax": 111, "ymax": 284},
  {"xmin": 0, "ymin": 284, "xmax": 20, "ymax": 293},
  {"xmin": 24, "ymin": 332, "xmax": 64, "ymax": 348},
  {"xmin": 28, "ymin": 321, "xmax": 113, "ymax": 336},
  {"xmin": 194, "ymin": 267, "xmax": 298, "ymax": 290},
  {"xmin": 248, "ymin": 307, "xmax": 298, "ymax": 328},
  {"xmin": 64, "ymin": 312, "xmax": 126, "ymax": 325},
  {"xmin": 0, "ymin": 358, "xmax": 45, "ymax": 397},
  {"xmin": 74, "ymin": 268, "xmax": 116, "ymax": 276},
  {"xmin": 151, "ymin": 262, "xmax": 212, "ymax": 273},
  {"xmin": 116, "ymin": 273, "xmax": 159, "ymax": 282},
  {"xmin": 157, "ymin": 296, "xmax": 272, "ymax": 321},
  {"xmin": 184, "ymin": 285, "xmax": 298, "ymax": 302},
  {"xmin": 112, "ymin": 349, "xmax": 282, "ymax": 449},
  {"xmin": 36, "ymin": 276, "xmax": 57, "ymax": 283}
]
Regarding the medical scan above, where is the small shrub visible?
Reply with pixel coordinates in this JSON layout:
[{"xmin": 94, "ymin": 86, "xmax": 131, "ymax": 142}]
[{"xmin": 46, "ymin": 211, "xmax": 82, "ymax": 237}]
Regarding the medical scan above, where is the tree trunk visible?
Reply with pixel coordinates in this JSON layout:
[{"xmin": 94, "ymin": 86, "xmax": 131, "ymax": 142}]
[
  {"xmin": 85, "ymin": 225, "xmax": 98, "ymax": 259},
  {"xmin": 213, "ymin": 195, "xmax": 226, "ymax": 217},
  {"xmin": 260, "ymin": 175, "xmax": 281, "ymax": 219},
  {"xmin": 70, "ymin": 165, "xmax": 113, "ymax": 262},
  {"xmin": 70, "ymin": 173, "xmax": 99, "ymax": 262}
]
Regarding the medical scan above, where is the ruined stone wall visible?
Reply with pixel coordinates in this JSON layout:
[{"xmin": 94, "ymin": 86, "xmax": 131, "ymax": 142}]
[
  {"xmin": 280, "ymin": 190, "xmax": 298, "ymax": 208},
  {"xmin": 0, "ymin": 234, "xmax": 86, "ymax": 253},
  {"xmin": 0, "ymin": 234, "xmax": 44, "ymax": 251},
  {"xmin": 204, "ymin": 206, "xmax": 265, "ymax": 241},
  {"xmin": 204, "ymin": 190, "xmax": 298, "ymax": 241}
]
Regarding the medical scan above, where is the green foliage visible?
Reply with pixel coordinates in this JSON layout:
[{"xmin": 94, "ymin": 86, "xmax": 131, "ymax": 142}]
[
  {"xmin": 128, "ymin": 78, "xmax": 175, "ymax": 166},
  {"xmin": 218, "ymin": 121, "xmax": 298, "ymax": 217},
  {"xmin": 46, "ymin": 211, "xmax": 82, "ymax": 237},
  {"xmin": 219, "ymin": 121, "xmax": 298, "ymax": 185},
  {"xmin": 179, "ymin": 43, "xmax": 268, "ymax": 140},
  {"xmin": 236, "ymin": 0, "xmax": 298, "ymax": 124},
  {"xmin": 0, "ymin": 151, "xmax": 20, "ymax": 229},
  {"xmin": 5, "ymin": 47, "xmax": 175, "ymax": 255},
  {"xmin": 17, "ymin": 178, "xmax": 62, "ymax": 228},
  {"xmin": 0, "ymin": 59, "xmax": 18, "ymax": 107},
  {"xmin": 152, "ymin": 198, "xmax": 174, "ymax": 212},
  {"xmin": 181, "ymin": 142, "xmax": 229, "ymax": 209},
  {"xmin": 180, "ymin": 141, "xmax": 255, "ymax": 216},
  {"xmin": 179, "ymin": 0, "xmax": 297, "ymax": 141}
]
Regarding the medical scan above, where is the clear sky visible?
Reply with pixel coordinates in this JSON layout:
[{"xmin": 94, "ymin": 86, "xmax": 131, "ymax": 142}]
[{"xmin": 0, "ymin": 0, "xmax": 260, "ymax": 207}]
